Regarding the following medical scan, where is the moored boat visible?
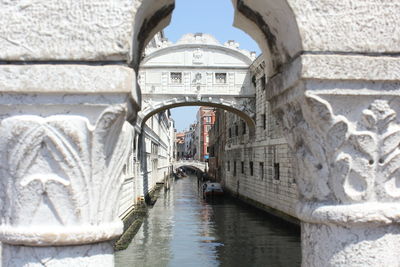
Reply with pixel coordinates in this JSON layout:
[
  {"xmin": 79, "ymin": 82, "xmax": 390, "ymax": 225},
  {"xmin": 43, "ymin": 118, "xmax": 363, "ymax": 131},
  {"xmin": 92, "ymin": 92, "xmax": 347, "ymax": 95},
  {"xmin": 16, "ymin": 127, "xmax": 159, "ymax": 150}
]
[{"xmin": 202, "ymin": 182, "xmax": 224, "ymax": 198}]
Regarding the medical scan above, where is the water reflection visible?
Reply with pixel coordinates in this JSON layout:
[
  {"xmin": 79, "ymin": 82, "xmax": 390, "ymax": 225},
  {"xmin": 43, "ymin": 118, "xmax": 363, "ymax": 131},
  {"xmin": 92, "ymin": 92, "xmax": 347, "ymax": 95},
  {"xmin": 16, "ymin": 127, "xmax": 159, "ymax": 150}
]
[{"xmin": 115, "ymin": 176, "xmax": 301, "ymax": 267}]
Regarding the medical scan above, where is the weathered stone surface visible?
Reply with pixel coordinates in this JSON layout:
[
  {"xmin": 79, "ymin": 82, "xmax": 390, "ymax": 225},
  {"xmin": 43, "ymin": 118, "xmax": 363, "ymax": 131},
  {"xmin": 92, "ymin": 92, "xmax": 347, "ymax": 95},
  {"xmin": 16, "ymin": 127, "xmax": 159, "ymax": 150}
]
[
  {"xmin": 302, "ymin": 222, "xmax": 400, "ymax": 267},
  {"xmin": 0, "ymin": 65, "xmax": 135, "ymax": 93},
  {"xmin": 234, "ymin": 0, "xmax": 400, "ymax": 75},
  {"xmin": 0, "ymin": 105, "xmax": 133, "ymax": 246},
  {"xmin": 301, "ymin": 55, "xmax": 400, "ymax": 81},
  {"xmin": 268, "ymin": 56, "xmax": 400, "ymax": 265},
  {"xmin": 0, "ymin": 0, "xmax": 138, "ymax": 61},
  {"xmin": 2, "ymin": 242, "xmax": 114, "ymax": 266},
  {"xmin": 293, "ymin": 1, "xmax": 400, "ymax": 53}
]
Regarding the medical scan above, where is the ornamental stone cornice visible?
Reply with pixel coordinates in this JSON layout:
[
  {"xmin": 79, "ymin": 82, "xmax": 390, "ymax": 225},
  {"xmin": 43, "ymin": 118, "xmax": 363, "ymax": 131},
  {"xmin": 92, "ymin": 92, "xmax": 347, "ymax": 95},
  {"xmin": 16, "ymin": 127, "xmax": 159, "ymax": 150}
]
[
  {"xmin": 0, "ymin": 65, "xmax": 135, "ymax": 94},
  {"xmin": 266, "ymin": 53, "xmax": 400, "ymax": 105},
  {"xmin": 143, "ymin": 33, "xmax": 256, "ymax": 65}
]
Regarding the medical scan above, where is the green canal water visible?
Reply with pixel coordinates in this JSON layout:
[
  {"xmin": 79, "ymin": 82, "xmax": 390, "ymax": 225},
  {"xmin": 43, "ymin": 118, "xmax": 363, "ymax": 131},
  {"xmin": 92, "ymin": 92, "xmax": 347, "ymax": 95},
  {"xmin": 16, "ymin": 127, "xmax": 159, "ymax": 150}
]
[{"xmin": 115, "ymin": 175, "xmax": 301, "ymax": 267}]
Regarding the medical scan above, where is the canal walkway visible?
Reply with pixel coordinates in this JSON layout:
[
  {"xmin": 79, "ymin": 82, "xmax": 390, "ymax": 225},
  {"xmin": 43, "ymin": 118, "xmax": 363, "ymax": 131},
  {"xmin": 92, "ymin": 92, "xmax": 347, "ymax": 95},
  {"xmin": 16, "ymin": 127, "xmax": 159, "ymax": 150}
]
[{"xmin": 115, "ymin": 175, "xmax": 301, "ymax": 267}]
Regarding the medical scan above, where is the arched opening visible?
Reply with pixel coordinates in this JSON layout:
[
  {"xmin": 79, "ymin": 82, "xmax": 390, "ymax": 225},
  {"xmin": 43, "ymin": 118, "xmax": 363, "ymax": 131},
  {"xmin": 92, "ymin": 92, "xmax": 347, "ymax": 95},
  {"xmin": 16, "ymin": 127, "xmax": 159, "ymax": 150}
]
[
  {"xmin": 132, "ymin": 0, "xmax": 302, "ymax": 77},
  {"xmin": 123, "ymin": 0, "xmax": 304, "ymax": 262},
  {"xmin": 139, "ymin": 102, "xmax": 256, "ymax": 136},
  {"xmin": 130, "ymin": 0, "xmax": 303, "ymax": 244}
]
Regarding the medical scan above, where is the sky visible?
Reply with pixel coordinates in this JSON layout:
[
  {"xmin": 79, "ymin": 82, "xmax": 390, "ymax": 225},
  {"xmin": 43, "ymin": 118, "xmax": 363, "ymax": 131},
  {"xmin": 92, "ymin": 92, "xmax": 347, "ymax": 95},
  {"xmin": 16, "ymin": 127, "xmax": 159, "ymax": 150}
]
[{"xmin": 164, "ymin": 0, "xmax": 260, "ymax": 132}]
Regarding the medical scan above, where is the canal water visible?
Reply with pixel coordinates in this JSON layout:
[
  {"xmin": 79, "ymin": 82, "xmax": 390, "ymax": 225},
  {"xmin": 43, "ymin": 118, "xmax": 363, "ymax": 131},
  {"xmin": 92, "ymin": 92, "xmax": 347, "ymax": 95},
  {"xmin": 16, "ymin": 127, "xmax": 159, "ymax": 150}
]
[{"xmin": 115, "ymin": 175, "xmax": 301, "ymax": 267}]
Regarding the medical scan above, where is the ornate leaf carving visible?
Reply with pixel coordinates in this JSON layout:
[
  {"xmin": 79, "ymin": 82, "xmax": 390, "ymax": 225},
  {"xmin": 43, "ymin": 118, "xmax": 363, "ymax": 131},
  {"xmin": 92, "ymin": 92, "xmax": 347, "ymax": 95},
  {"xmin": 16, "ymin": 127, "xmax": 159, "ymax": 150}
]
[
  {"xmin": 289, "ymin": 95, "xmax": 400, "ymax": 203},
  {"xmin": 348, "ymin": 133, "xmax": 376, "ymax": 159},
  {"xmin": 327, "ymin": 121, "xmax": 348, "ymax": 152},
  {"xmin": 0, "ymin": 105, "xmax": 130, "ymax": 227}
]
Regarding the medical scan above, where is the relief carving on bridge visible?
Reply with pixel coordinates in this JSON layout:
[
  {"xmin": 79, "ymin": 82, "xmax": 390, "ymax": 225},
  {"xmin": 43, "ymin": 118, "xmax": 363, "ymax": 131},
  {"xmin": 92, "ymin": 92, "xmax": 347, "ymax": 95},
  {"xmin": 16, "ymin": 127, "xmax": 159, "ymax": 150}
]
[
  {"xmin": 280, "ymin": 93, "xmax": 400, "ymax": 207},
  {"xmin": 192, "ymin": 48, "xmax": 204, "ymax": 65},
  {"xmin": 0, "ymin": 105, "xmax": 132, "ymax": 246}
]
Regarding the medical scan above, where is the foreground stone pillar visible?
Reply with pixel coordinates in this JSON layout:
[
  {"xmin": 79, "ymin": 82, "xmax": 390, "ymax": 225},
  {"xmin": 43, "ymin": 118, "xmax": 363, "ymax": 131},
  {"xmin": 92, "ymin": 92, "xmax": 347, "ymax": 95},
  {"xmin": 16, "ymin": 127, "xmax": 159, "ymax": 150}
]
[
  {"xmin": 0, "ymin": 0, "xmax": 175, "ymax": 265},
  {"xmin": 269, "ymin": 54, "xmax": 400, "ymax": 266},
  {"xmin": 0, "ymin": 65, "xmax": 137, "ymax": 265}
]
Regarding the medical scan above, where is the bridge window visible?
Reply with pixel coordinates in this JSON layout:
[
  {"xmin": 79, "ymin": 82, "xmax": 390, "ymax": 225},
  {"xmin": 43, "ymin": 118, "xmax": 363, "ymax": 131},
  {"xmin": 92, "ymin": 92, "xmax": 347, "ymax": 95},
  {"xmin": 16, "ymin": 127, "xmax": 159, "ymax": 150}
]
[
  {"xmin": 170, "ymin": 72, "xmax": 182, "ymax": 84},
  {"xmin": 250, "ymin": 161, "xmax": 254, "ymax": 176},
  {"xmin": 215, "ymin": 73, "xmax": 227, "ymax": 84}
]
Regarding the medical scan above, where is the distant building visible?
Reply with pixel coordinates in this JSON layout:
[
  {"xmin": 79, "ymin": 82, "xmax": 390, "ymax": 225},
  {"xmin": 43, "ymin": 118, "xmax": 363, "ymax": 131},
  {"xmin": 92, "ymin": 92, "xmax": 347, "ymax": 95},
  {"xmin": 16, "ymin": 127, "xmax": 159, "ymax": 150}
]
[
  {"xmin": 175, "ymin": 132, "xmax": 185, "ymax": 160},
  {"xmin": 195, "ymin": 107, "xmax": 215, "ymax": 161},
  {"xmin": 184, "ymin": 124, "xmax": 196, "ymax": 159},
  {"xmin": 208, "ymin": 108, "xmax": 226, "ymax": 182}
]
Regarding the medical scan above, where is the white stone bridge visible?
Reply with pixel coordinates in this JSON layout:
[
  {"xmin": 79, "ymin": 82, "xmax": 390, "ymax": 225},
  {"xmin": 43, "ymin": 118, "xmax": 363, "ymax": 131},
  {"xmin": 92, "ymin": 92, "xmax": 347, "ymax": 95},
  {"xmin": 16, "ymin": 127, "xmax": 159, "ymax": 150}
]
[
  {"xmin": 138, "ymin": 33, "xmax": 257, "ymax": 134},
  {"xmin": 173, "ymin": 160, "xmax": 207, "ymax": 172}
]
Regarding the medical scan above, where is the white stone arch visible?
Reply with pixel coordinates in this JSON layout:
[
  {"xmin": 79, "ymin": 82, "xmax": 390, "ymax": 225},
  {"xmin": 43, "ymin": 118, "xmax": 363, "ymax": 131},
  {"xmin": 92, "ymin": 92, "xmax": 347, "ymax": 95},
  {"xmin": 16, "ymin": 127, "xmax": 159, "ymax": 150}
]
[
  {"xmin": 174, "ymin": 160, "xmax": 207, "ymax": 171},
  {"xmin": 138, "ymin": 95, "xmax": 256, "ymax": 135},
  {"xmin": 131, "ymin": 0, "xmax": 303, "ymax": 78},
  {"xmin": 132, "ymin": 1, "xmax": 400, "ymax": 266}
]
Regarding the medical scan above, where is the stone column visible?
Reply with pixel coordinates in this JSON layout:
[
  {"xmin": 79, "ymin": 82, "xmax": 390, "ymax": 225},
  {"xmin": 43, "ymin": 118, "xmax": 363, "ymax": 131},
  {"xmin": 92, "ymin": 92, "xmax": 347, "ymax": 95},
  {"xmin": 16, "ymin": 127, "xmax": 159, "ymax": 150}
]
[
  {"xmin": 0, "ymin": 0, "xmax": 175, "ymax": 265},
  {"xmin": 269, "ymin": 54, "xmax": 400, "ymax": 266},
  {"xmin": 0, "ymin": 65, "xmax": 137, "ymax": 266}
]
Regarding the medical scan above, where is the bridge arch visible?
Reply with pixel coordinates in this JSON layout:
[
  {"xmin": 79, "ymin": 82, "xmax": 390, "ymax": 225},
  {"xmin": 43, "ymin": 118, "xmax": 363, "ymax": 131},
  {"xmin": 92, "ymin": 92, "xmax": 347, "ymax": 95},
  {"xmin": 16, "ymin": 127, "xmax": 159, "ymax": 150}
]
[{"xmin": 138, "ymin": 96, "xmax": 256, "ymax": 135}]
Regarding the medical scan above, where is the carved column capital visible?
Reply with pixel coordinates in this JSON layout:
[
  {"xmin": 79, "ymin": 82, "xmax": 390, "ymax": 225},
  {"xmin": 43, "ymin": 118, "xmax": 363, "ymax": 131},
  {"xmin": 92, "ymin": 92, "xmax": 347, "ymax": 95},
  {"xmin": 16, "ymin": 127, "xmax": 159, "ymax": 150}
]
[
  {"xmin": 268, "ymin": 54, "xmax": 400, "ymax": 229},
  {"xmin": 0, "ymin": 103, "xmax": 133, "ymax": 246}
]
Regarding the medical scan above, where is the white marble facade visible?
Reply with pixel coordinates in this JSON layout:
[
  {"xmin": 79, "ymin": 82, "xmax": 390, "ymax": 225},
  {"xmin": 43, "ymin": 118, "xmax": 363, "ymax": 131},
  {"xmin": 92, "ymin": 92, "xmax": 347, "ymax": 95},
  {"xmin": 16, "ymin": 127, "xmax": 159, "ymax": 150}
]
[{"xmin": 138, "ymin": 33, "xmax": 257, "ymax": 133}]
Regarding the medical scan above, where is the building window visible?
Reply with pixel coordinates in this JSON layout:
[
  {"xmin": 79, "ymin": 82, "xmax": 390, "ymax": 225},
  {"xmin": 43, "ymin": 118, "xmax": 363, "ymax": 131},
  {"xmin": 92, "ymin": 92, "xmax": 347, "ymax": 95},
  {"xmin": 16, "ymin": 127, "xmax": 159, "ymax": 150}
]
[
  {"xmin": 227, "ymin": 161, "xmax": 230, "ymax": 171},
  {"xmin": 259, "ymin": 162, "xmax": 264, "ymax": 180},
  {"xmin": 241, "ymin": 161, "xmax": 244, "ymax": 174},
  {"xmin": 229, "ymin": 128, "xmax": 232, "ymax": 138},
  {"xmin": 262, "ymin": 114, "xmax": 266, "ymax": 130},
  {"xmin": 250, "ymin": 161, "xmax": 254, "ymax": 176},
  {"xmin": 235, "ymin": 124, "xmax": 239, "ymax": 136},
  {"xmin": 251, "ymin": 75, "xmax": 256, "ymax": 87},
  {"xmin": 204, "ymin": 116, "xmax": 212, "ymax": 123},
  {"xmin": 242, "ymin": 121, "xmax": 246, "ymax": 135},
  {"xmin": 233, "ymin": 161, "xmax": 237, "ymax": 176},
  {"xmin": 170, "ymin": 72, "xmax": 182, "ymax": 84},
  {"xmin": 274, "ymin": 163, "xmax": 280, "ymax": 180},
  {"xmin": 215, "ymin": 73, "xmax": 227, "ymax": 84},
  {"xmin": 261, "ymin": 75, "xmax": 266, "ymax": 90}
]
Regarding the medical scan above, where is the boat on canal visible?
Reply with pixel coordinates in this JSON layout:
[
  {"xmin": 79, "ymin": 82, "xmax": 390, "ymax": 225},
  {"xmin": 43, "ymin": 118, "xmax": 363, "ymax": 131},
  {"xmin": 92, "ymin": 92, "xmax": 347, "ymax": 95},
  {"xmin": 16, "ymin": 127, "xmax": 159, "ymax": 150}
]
[
  {"xmin": 202, "ymin": 181, "xmax": 224, "ymax": 198},
  {"xmin": 175, "ymin": 168, "xmax": 187, "ymax": 179}
]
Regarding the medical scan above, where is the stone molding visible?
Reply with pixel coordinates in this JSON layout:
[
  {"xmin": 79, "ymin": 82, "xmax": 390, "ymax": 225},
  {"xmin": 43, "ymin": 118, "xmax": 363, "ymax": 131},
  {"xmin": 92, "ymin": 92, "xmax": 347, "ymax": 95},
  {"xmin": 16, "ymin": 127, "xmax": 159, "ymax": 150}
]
[
  {"xmin": 0, "ymin": 105, "xmax": 133, "ymax": 246},
  {"xmin": 297, "ymin": 201, "xmax": 400, "ymax": 226},
  {"xmin": 0, "ymin": 221, "xmax": 122, "ymax": 246},
  {"xmin": 301, "ymin": 54, "xmax": 400, "ymax": 81},
  {"xmin": 267, "ymin": 54, "xmax": 400, "ymax": 102},
  {"xmin": 0, "ymin": 65, "xmax": 135, "ymax": 94}
]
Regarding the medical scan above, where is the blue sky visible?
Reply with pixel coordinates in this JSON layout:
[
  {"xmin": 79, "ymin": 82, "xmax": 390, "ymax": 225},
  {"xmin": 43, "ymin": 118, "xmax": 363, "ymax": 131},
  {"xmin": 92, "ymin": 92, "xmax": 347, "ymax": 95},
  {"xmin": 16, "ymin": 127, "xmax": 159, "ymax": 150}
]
[{"xmin": 164, "ymin": 0, "xmax": 260, "ymax": 132}]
